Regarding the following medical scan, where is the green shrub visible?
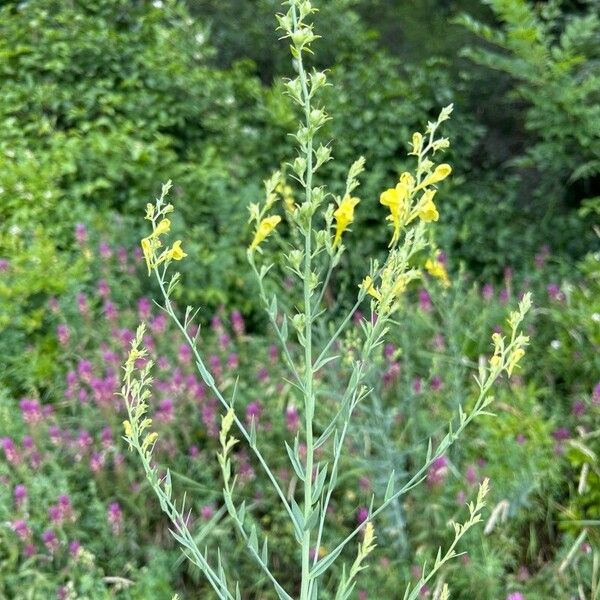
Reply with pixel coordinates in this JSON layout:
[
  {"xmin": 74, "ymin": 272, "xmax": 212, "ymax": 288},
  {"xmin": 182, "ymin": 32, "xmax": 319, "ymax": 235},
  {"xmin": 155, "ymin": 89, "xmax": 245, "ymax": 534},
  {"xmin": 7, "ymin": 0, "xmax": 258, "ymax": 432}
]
[{"xmin": 443, "ymin": 0, "xmax": 600, "ymax": 275}]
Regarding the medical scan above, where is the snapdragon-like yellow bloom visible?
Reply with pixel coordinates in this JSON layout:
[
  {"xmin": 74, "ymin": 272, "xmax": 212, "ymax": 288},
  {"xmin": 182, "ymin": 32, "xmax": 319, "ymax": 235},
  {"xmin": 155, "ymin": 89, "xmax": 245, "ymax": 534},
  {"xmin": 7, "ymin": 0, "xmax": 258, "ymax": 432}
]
[
  {"xmin": 141, "ymin": 236, "xmax": 155, "ymax": 275},
  {"xmin": 360, "ymin": 276, "xmax": 382, "ymax": 302},
  {"xmin": 416, "ymin": 189, "xmax": 439, "ymax": 222},
  {"xmin": 421, "ymin": 164, "xmax": 452, "ymax": 188},
  {"xmin": 380, "ymin": 173, "xmax": 413, "ymax": 246},
  {"xmin": 392, "ymin": 274, "xmax": 411, "ymax": 297},
  {"xmin": 412, "ymin": 132, "xmax": 423, "ymax": 155},
  {"xmin": 333, "ymin": 195, "xmax": 360, "ymax": 247},
  {"xmin": 249, "ymin": 215, "xmax": 282, "ymax": 250},
  {"xmin": 489, "ymin": 354, "xmax": 502, "ymax": 368},
  {"xmin": 141, "ymin": 431, "xmax": 159, "ymax": 453},
  {"xmin": 166, "ymin": 240, "xmax": 187, "ymax": 261},
  {"xmin": 141, "ymin": 217, "xmax": 173, "ymax": 274},
  {"xmin": 425, "ymin": 257, "xmax": 450, "ymax": 288},
  {"xmin": 506, "ymin": 348, "xmax": 525, "ymax": 376},
  {"xmin": 154, "ymin": 218, "xmax": 171, "ymax": 237},
  {"xmin": 277, "ymin": 183, "xmax": 296, "ymax": 213}
]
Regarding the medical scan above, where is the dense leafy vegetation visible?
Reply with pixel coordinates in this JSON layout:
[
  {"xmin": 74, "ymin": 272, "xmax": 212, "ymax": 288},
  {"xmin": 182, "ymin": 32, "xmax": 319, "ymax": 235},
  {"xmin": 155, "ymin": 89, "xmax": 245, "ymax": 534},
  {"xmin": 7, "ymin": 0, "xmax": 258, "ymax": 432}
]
[{"xmin": 1, "ymin": 0, "xmax": 599, "ymax": 598}]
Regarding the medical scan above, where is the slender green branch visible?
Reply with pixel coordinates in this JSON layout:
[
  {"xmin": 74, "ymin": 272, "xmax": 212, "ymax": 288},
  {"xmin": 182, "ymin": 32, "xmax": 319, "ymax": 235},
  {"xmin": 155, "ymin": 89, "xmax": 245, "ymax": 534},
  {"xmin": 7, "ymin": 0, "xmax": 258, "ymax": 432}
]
[
  {"xmin": 314, "ymin": 258, "xmax": 335, "ymax": 311},
  {"xmin": 313, "ymin": 314, "xmax": 530, "ymax": 579},
  {"xmin": 218, "ymin": 410, "xmax": 294, "ymax": 600},
  {"xmin": 121, "ymin": 334, "xmax": 234, "ymax": 600},
  {"xmin": 249, "ymin": 256, "xmax": 304, "ymax": 389},
  {"xmin": 154, "ymin": 272, "xmax": 296, "ymax": 527}
]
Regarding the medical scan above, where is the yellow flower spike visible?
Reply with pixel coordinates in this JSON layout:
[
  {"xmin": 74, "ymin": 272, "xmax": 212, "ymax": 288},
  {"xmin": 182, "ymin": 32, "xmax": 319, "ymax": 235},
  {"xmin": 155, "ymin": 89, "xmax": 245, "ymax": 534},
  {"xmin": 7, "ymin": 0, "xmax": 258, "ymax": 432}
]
[
  {"xmin": 249, "ymin": 215, "xmax": 282, "ymax": 251},
  {"xmin": 153, "ymin": 218, "xmax": 171, "ymax": 237},
  {"xmin": 167, "ymin": 240, "xmax": 187, "ymax": 261},
  {"xmin": 333, "ymin": 195, "xmax": 360, "ymax": 247},
  {"xmin": 360, "ymin": 276, "xmax": 382, "ymax": 302},
  {"xmin": 362, "ymin": 521, "xmax": 376, "ymax": 550},
  {"xmin": 421, "ymin": 164, "xmax": 452, "ymax": 187},
  {"xmin": 425, "ymin": 257, "xmax": 450, "ymax": 288},
  {"xmin": 220, "ymin": 408, "xmax": 235, "ymax": 444},
  {"xmin": 416, "ymin": 189, "xmax": 439, "ymax": 222}
]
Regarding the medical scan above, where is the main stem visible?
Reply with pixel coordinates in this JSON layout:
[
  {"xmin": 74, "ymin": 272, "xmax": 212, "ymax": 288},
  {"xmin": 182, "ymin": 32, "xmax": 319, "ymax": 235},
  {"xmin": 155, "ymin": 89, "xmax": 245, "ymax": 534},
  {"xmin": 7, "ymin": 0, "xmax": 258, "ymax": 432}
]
[
  {"xmin": 300, "ymin": 222, "xmax": 314, "ymax": 600},
  {"xmin": 293, "ymin": 6, "xmax": 315, "ymax": 599}
]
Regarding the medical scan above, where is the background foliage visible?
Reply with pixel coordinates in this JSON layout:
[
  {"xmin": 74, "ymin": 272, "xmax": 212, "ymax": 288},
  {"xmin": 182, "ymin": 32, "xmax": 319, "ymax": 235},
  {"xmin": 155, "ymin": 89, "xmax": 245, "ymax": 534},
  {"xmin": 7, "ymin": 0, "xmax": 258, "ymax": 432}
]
[{"xmin": 1, "ymin": 0, "xmax": 599, "ymax": 598}]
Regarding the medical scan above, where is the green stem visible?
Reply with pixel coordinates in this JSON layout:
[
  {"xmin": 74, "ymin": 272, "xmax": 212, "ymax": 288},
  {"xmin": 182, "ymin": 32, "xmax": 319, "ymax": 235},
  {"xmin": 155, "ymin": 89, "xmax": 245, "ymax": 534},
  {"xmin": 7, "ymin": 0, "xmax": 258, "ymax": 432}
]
[
  {"xmin": 290, "ymin": 3, "xmax": 316, "ymax": 597},
  {"xmin": 311, "ymin": 317, "xmax": 383, "ymax": 568},
  {"xmin": 300, "ymin": 225, "xmax": 314, "ymax": 600}
]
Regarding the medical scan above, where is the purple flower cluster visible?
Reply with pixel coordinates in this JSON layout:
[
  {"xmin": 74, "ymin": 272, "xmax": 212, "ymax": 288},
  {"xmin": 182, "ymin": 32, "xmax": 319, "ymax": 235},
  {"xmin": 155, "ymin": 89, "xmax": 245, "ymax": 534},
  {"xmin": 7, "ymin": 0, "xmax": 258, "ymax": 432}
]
[
  {"xmin": 9, "ymin": 488, "xmax": 86, "ymax": 560},
  {"xmin": 427, "ymin": 456, "xmax": 449, "ymax": 487}
]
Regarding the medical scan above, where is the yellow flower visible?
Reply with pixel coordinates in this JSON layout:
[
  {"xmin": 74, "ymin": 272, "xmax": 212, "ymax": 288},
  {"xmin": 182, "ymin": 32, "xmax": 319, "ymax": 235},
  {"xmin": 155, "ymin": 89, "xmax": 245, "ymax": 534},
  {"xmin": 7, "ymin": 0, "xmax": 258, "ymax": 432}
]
[
  {"xmin": 250, "ymin": 215, "xmax": 281, "ymax": 250},
  {"xmin": 141, "ymin": 237, "xmax": 153, "ymax": 274},
  {"xmin": 412, "ymin": 132, "xmax": 423, "ymax": 154},
  {"xmin": 276, "ymin": 183, "xmax": 291, "ymax": 195},
  {"xmin": 141, "ymin": 217, "xmax": 172, "ymax": 275},
  {"xmin": 416, "ymin": 189, "xmax": 439, "ymax": 222},
  {"xmin": 153, "ymin": 218, "xmax": 171, "ymax": 237},
  {"xmin": 421, "ymin": 164, "xmax": 452, "ymax": 187},
  {"xmin": 489, "ymin": 354, "xmax": 502, "ymax": 368},
  {"xmin": 284, "ymin": 197, "xmax": 296, "ymax": 213},
  {"xmin": 166, "ymin": 240, "xmax": 187, "ymax": 261},
  {"xmin": 141, "ymin": 431, "xmax": 159, "ymax": 453},
  {"xmin": 123, "ymin": 420, "xmax": 133, "ymax": 438},
  {"xmin": 506, "ymin": 348, "xmax": 525, "ymax": 376},
  {"xmin": 360, "ymin": 276, "xmax": 382, "ymax": 302},
  {"xmin": 380, "ymin": 174, "xmax": 412, "ymax": 246},
  {"xmin": 425, "ymin": 257, "xmax": 450, "ymax": 288},
  {"xmin": 333, "ymin": 195, "xmax": 360, "ymax": 247},
  {"xmin": 277, "ymin": 183, "xmax": 296, "ymax": 213},
  {"xmin": 392, "ymin": 274, "xmax": 410, "ymax": 297}
]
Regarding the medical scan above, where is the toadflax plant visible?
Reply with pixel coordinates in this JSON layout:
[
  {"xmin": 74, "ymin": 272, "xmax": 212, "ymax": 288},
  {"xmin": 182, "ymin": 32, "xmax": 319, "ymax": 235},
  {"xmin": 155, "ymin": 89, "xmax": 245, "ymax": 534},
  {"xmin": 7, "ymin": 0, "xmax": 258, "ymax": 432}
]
[{"xmin": 121, "ymin": 1, "xmax": 531, "ymax": 598}]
